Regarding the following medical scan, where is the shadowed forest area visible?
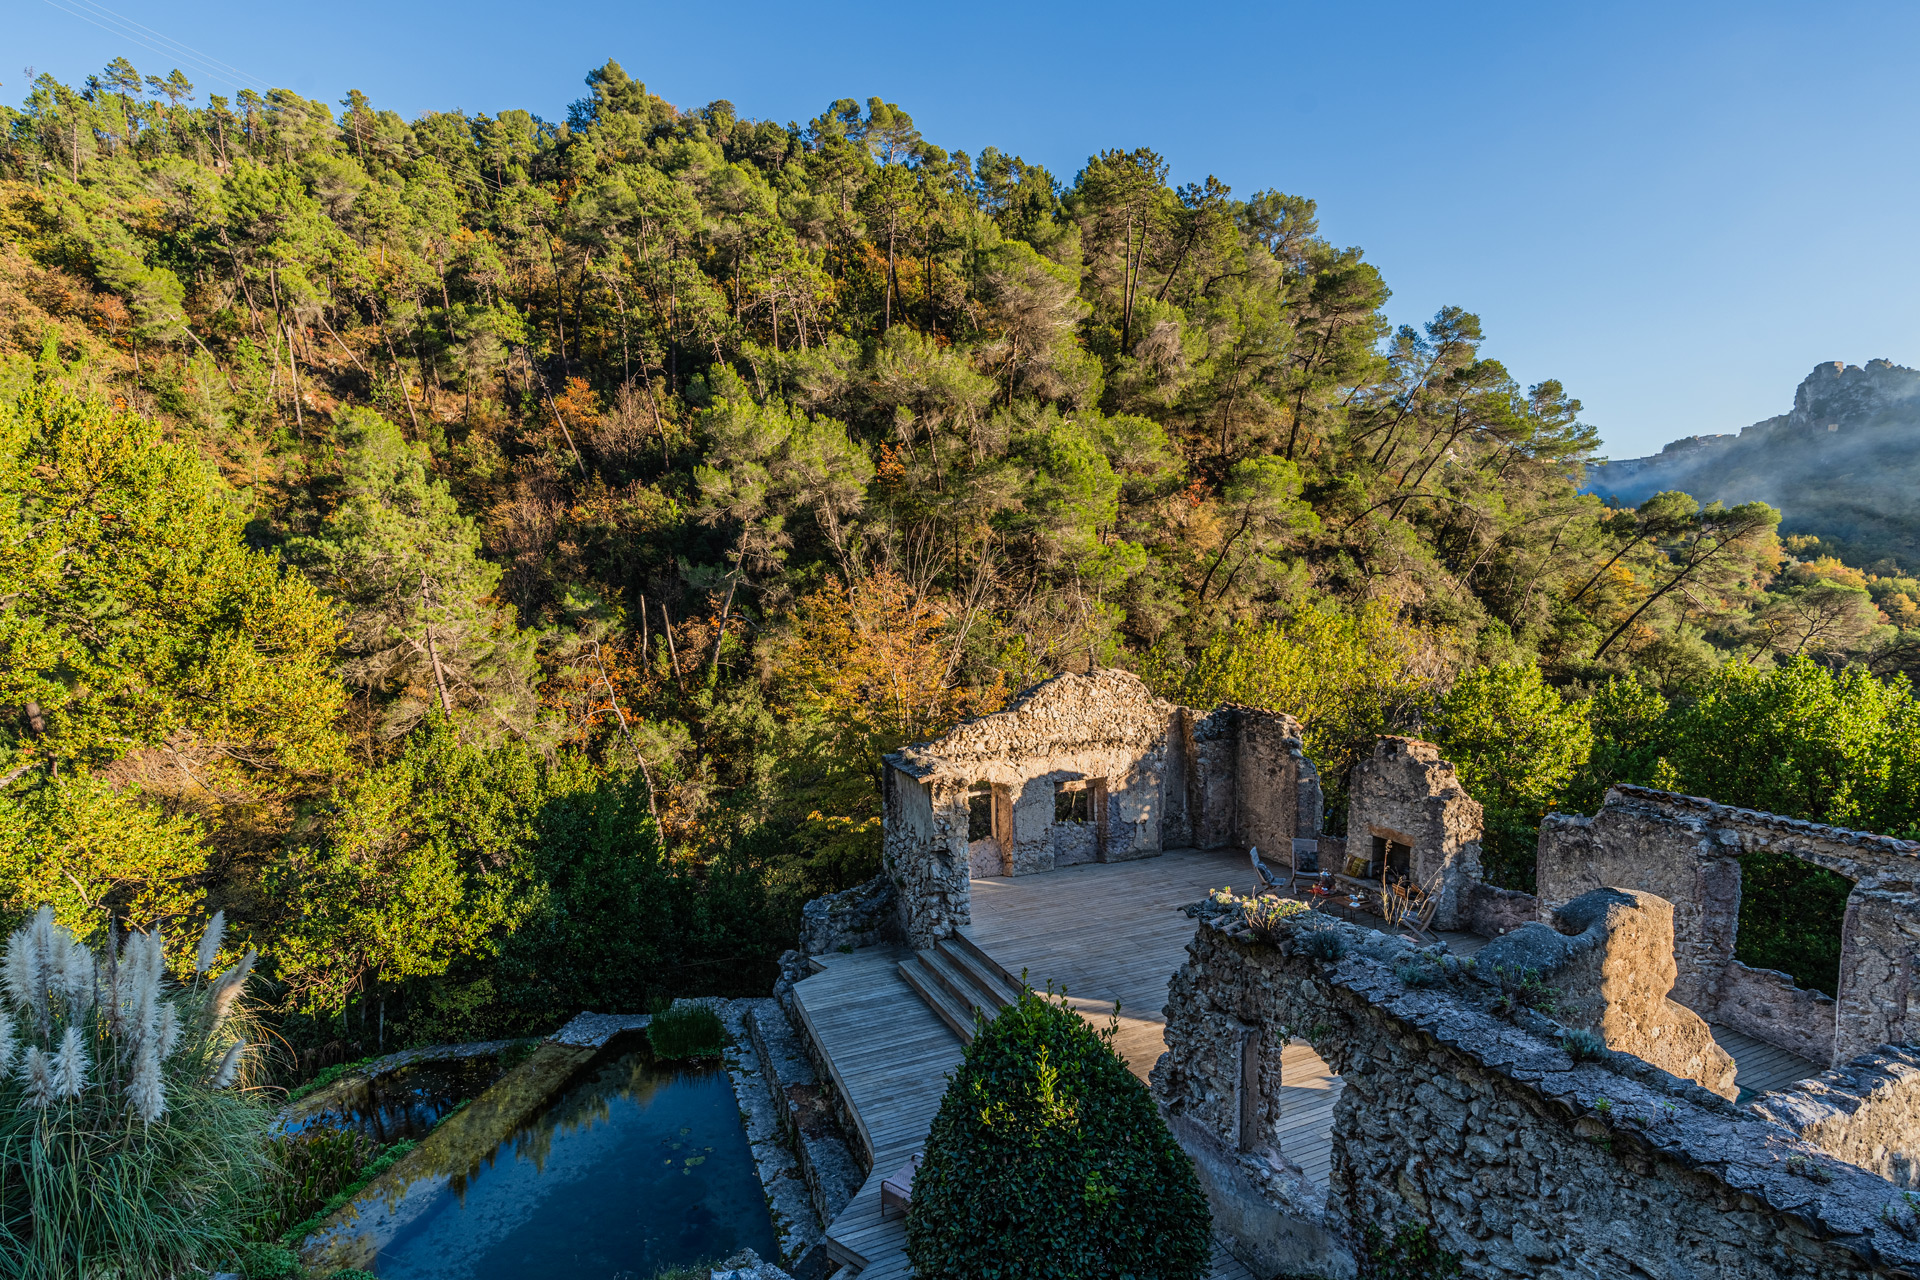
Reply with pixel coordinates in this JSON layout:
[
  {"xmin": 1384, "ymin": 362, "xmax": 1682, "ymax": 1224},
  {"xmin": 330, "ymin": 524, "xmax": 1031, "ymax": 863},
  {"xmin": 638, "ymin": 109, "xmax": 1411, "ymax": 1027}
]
[{"xmin": 5, "ymin": 58, "xmax": 1920, "ymax": 1067}]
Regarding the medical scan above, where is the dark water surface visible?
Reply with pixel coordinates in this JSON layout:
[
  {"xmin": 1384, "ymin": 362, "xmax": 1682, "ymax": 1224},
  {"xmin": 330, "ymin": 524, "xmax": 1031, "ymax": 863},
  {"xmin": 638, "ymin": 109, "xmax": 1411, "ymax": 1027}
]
[
  {"xmin": 291, "ymin": 1056, "xmax": 504, "ymax": 1144},
  {"xmin": 371, "ymin": 1050, "xmax": 777, "ymax": 1280}
]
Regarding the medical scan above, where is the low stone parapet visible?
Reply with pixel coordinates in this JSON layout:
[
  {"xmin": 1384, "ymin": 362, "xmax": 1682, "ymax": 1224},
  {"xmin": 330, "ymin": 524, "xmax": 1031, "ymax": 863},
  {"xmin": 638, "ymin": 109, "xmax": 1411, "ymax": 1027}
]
[{"xmin": 1156, "ymin": 900, "xmax": 1920, "ymax": 1278}]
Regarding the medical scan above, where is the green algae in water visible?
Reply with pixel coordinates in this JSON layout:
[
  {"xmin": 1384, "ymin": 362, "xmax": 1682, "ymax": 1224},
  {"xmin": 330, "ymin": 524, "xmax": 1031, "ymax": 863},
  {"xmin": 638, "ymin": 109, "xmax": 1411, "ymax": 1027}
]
[{"xmin": 368, "ymin": 1050, "xmax": 776, "ymax": 1279}]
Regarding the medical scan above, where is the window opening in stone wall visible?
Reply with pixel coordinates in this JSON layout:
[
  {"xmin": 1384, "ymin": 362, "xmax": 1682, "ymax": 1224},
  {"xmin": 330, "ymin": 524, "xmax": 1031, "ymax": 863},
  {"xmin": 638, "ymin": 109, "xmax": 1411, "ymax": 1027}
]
[
  {"xmin": 1055, "ymin": 779, "xmax": 1093, "ymax": 824},
  {"xmin": 967, "ymin": 784, "xmax": 994, "ymax": 842},
  {"xmin": 1737, "ymin": 851, "xmax": 1852, "ymax": 996}
]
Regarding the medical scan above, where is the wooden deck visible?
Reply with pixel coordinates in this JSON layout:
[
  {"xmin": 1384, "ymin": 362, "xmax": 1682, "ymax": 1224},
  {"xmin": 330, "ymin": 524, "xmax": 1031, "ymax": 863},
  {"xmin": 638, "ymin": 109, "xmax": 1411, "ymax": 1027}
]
[
  {"xmin": 1713, "ymin": 1023, "xmax": 1824, "ymax": 1097},
  {"xmin": 968, "ymin": 847, "xmax": 1353, "ymax": 1190},
  {"xmin": 788, "ymin": 849, "xmax": 1823, "ymax": 1276},
  {"xmin": 789, "ymin": 945, "xmax": 959, "ymax": 1279},
  {"xmin": 789, "ymin": 851, "xmax": 1270, "ymax": 1277},
  {"xmin": 968, "ymin": 846, "xmax": 1250, "ymax": 1078}
]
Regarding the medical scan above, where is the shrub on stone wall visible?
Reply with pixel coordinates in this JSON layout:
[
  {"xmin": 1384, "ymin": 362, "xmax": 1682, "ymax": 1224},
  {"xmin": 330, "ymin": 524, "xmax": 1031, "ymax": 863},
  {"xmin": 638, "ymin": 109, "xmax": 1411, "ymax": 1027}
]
[{"xmin": 906, "ymin": 989, "xmax": 1211, "ymax": 1280}]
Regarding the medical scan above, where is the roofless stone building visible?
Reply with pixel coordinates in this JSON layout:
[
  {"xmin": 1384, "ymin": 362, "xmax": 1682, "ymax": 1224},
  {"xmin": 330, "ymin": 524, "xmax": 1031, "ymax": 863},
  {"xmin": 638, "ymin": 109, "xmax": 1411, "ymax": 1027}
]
[
  {"xmin": 878, "ymin": 669, "xmax": 1323, "ymax": 949},
  {"xmin": 774, "ymin": 670, "xmax": 1920, "ymax": 1279}
]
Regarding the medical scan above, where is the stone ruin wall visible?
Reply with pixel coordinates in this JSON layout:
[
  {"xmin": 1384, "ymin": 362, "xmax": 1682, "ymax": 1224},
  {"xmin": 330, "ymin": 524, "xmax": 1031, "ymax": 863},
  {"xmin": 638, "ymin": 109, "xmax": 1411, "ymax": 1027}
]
[
  {"xmin": 1154, "ymin": 907, "xmax": 1920, "ymax": 1280},
  {"xmin": 1538, "ymin": 785, "xmax": 1920, "ymax": 1068},
  {"xmin": 1475, "ymin": 888, "xmax": 1738, "ymax": 1098},
  {"xmin": 1345, "ymin": 737, "xmax": 1485, "ymax": 930},
  {"xmin": 881, "ymin": 671, "xmax": 1322, "ymax": 948},
  {"xmin": 1753, "ymin": 1047, "xmax": 1920, "ymax": 1189}
]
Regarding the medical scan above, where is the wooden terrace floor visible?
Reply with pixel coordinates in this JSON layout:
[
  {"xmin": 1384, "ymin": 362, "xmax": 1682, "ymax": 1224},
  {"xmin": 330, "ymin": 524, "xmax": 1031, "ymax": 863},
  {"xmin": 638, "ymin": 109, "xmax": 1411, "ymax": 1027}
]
[
  {"xmin": 789, "ymin": 847, "xmax": 1822, "ymax": 1276},
  {"xmin": 790, "ymin": 848, "xmax": 1261, "ymax": 1278}
]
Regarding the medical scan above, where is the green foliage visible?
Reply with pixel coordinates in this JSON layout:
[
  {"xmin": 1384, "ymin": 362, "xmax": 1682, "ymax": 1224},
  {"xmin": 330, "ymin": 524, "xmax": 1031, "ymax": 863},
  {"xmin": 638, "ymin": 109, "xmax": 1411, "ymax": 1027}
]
[
  {"xmin": 1363, "ymin": 1222, "xmax": 1463, "ymax": 1279},
  {"xmin": 285, "ymin": 410, "xmax": 544, "ymax": 744},
  {"xmin": 906, "ymin": 989, "xmax": 1211, "ymax": 1280},
  {"xmin": 0, "ymin": 374, "xmax": 346, "ymax": 785},
  {"xmin": 1657, "ymin": 658, "xmax": 1920, "ymax": 836},
  {"xmin": 0, "ymin": 910, "xmax": 271, "ymax": 1280},
  {"xmin": 266, "ymin": 723, "xmax": 546, "ymax": 1016},
  {"xmin": 1434, "ymin": 662, "xmax": 1593, "ymax": 890},
  {"xmin": 252, "ymin": 1126, "xmax": 378, "ymax": 1241},
  {"xmin": 1297, "ymin": 930, "xmax": 1350, "ymax": 962},
  {"xmin": 1559, "ymin": 1028, "xmax": 1607, "ymax": 1061},
  {"xmin": 1735, "ymin": 850, "xmax": 1852, "ymax": 996},
  {"xmin": 646, "ymin": 1004, "xmax": 727, "ymax": 1059},
  {"xmin": 495, "ymin": 771, "xmax": 795, "ymax": 1025},
  {"xmin": 1147, "ymin": 599, "xmax": 1454, "ymax": 816},
  {"xmin": 283, "ymin": 1056, "xmax": 379, "ymax": 1105},
  {"xmin": 274, "ymin": 1139, "xmax": 417, "ymax": 1246},
  {"xmin": 0, "ymin": 773, "xmax": 208, "ymax": 941},
  {"xmin": 232, "ymin": 1241, "xmax": 303, "ymax": 1280}
]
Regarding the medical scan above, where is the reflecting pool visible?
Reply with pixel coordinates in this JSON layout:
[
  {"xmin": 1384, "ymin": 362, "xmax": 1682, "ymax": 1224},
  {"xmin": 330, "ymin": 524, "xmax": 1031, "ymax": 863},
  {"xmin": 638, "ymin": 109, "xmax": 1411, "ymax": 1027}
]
[{"xmin": 368, "ymin": 1048, "xmax": 777, "ymax": 1279}]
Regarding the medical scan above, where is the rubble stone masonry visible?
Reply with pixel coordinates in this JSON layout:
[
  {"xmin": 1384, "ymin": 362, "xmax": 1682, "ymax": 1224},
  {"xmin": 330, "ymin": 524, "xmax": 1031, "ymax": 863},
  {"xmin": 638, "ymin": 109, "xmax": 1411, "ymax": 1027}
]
[{"xmin": 1155, "ymin": 905, "xmax": 1920, "ymax": 1279}]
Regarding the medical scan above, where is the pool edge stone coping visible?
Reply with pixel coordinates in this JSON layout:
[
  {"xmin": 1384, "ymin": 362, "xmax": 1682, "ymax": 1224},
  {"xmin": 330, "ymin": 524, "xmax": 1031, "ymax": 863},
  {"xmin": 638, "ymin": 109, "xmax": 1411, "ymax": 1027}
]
[{"xmin": 713, "ymin": 997, "xmax": 831, "ymax": 1267}]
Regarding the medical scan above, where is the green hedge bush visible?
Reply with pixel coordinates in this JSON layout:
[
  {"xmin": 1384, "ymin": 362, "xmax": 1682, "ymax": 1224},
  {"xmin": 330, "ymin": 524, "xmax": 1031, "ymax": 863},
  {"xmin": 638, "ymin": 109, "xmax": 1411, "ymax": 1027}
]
[{"xmin": 906, "ymin": 988, "xmax": 1211, "ymax": 1280}]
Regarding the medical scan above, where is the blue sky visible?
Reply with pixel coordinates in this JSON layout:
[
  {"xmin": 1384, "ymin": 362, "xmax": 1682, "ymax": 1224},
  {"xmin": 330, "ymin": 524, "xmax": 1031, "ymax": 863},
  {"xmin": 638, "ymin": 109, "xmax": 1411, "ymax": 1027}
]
[{"xmin": 9, "ymin": 0, "xmax": 1919, "ymax": 458}]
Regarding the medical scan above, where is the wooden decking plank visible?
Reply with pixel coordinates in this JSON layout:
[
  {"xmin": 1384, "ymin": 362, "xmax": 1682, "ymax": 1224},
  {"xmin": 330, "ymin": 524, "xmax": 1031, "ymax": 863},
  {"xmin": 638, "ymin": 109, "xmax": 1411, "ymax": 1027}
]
[{"xmin": 799, "ymin": 848, "xmax": 1361, "ymax": 1276}]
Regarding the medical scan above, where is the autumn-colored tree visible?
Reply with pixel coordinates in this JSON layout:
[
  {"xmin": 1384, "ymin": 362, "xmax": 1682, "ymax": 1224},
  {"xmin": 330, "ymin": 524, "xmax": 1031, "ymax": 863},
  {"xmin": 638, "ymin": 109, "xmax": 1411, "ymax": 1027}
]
[{"xmin": 772, "ymin": 572, "xmax": 1006, "ymax": 884}]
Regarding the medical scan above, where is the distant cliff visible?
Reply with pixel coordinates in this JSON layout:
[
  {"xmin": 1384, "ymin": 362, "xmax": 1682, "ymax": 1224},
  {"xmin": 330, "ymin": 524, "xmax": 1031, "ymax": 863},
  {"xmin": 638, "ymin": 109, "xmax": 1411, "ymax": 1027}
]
[{"xmin": 1586, "ymin": 359, "xmax": 1920, "ymax": 567}]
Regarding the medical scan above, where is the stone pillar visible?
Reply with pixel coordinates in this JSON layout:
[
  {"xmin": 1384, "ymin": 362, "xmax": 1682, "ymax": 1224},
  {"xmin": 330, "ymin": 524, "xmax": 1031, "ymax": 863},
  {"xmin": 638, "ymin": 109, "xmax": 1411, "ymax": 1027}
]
[
  {"xmin": 1477, "ymin": 887, "xmax": 1738, "ymax": 1098},
  {"xmin": 1835, "ymin": 878, "xmax": 1920, "ymax": 1066}
]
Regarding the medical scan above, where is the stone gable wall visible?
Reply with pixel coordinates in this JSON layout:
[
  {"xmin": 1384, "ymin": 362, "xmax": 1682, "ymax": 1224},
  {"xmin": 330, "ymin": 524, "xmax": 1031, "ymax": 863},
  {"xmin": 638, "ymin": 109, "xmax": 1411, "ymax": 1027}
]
[
  {"xmin": 1345, "ymin": 737, "xmax": 1484, "ymax": 930},
  {"xmin": 1155, "ymin": 909, "xmax": 1920, "ymax": 1279}
]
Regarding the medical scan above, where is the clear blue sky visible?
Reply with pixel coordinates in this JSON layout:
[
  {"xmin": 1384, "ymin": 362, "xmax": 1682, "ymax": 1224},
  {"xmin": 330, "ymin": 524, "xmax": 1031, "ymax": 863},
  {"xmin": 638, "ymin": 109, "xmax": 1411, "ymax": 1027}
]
[{"xmin": 10, "ymin": 0, "xmax": 1919, "ymax": 458}]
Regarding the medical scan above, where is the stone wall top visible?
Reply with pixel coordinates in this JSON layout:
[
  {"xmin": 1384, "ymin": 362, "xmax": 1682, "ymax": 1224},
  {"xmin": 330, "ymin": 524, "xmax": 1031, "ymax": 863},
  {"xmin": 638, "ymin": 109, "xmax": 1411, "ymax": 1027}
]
[
  {"xmin": 885, "ymin": 669, "xmax": 1175, "ymax": 781},
  {"xmin": 1603, "ymin": 784, "xmax": 1920, "ymax": 880},
  {"xmin": 1183, "ymin": 902, "xmax": 1920, "ymax": 1270}
]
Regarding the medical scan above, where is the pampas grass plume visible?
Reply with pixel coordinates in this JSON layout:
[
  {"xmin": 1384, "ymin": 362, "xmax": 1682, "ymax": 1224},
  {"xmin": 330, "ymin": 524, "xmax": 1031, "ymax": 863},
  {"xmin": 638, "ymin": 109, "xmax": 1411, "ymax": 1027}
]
[
  {"xmin": 0, "ymin": 1011, "xmax": 13, "ymax": 1076},
  {"xmin": 194, "ymin": 910, "xmax": 224, "ymax": 977},
  {"xmin": 20, "ymin": 1046, "xmax": 53, "ymax": 1109},
  {"xmin": 155, "ymin": 1001, "xmax": 180, "ymax": 1061},
  {"xmin": 50, "ymin": 1024, "xmax": 89, "ymax": 1100},
  {"xmin": 210, "ymin": 1039, "xmax": 245, "ymax": 1089},
  {"xmin": 207, "ymin": 950, "xmax": 257, "ymax": 1028},
  {"xmin": 127, "ymin": 1040, "xmax": 166, "ymax": 1123},
  {"xmin": 56, "ymin": 936, "xmax": 95, "ymax": 1014}
]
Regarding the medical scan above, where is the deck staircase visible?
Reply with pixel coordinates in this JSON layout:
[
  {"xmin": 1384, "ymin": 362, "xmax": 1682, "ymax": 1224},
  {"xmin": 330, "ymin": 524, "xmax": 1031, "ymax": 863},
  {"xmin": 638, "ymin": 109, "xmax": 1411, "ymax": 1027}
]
[{"xmin": 896, "ymin": 932, "xmax": 1025, "ymax": 1043}]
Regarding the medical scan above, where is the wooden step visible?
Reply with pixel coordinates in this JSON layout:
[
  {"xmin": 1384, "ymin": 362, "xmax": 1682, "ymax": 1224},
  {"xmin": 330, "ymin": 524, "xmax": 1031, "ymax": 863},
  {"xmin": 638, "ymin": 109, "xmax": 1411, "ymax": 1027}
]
[
  {"xmin": 949, "ymin": 929, "xmax": 1025, "ymax": 995},
  {"xmin": 935, "ymin": 937, "xmax": 1023, "ymax": 1009},
  {"xmin": 897, "ymin": 955, "xmax": 981, "ymax": 1044},
  {"xmin": 920, "ymin": 947, "xmax": 1005, "ymax": 1024}
]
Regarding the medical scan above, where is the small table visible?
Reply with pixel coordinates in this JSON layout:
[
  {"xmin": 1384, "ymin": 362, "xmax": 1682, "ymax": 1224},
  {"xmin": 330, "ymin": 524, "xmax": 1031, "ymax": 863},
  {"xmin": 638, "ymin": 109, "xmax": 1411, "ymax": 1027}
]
[{"xmin": 880, "ymin": 1153, "xmax": 922, "ymax": 1220}]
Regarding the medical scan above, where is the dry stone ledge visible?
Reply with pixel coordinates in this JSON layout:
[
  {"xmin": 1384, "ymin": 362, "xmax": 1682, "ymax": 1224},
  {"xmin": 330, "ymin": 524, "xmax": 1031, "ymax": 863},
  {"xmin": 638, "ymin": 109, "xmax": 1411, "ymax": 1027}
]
[
  {"xmin": 710, "ymin": 1249, "xmax": 793, "ymax": 1280},
  {"xmin": 1156, "ymin": 902, "xmax": 1920, "ymax": 1279},
  {"xmin": 1751, "ymin": 1047, "xmax": 1920, "ymax": 1190},
  {"xmin": 1477, "ymin": 887, "xmax": 1738, "ymax": 1098},
  {"xmin": 797, "ymin": 874, "xmax": 901, "ymax": 956}
]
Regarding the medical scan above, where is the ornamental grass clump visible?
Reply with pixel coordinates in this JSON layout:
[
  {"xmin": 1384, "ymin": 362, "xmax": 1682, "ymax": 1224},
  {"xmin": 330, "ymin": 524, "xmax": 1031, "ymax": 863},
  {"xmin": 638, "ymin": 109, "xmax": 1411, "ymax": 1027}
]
[
  {"xmin": 906, "ymin": 987, "xmax": 1212, "ymax": 1280},
  {"xmin": 0, "ymin": 906, "xmax": 270, "ymax": 1279},
  {"xmin": 646, "ymin": 1004, "xmax": 727, "ymax": 1060}
]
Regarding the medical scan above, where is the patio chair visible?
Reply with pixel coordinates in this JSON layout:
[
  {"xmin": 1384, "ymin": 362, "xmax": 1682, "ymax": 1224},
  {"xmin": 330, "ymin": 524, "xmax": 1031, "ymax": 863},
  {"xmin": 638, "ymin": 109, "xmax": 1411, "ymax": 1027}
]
[{"xmin": 880, "ymin": 1152, "xmax": 922, "ymax": 1220}]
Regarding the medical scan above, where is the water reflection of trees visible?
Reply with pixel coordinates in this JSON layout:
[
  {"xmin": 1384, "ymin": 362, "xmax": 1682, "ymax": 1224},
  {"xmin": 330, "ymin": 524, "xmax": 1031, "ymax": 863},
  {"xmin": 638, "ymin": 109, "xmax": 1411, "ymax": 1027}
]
[{"xmin": 450, "ymin": 1052, "xmax": 705, "ymax": 1193}]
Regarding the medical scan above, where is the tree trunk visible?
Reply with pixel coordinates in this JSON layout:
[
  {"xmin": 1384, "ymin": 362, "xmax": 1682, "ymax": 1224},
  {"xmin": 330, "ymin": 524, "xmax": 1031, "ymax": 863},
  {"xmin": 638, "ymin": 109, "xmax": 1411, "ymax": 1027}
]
[{"xmin": 420, "ymin": 571, "xmax": 456, "ymax": 719}]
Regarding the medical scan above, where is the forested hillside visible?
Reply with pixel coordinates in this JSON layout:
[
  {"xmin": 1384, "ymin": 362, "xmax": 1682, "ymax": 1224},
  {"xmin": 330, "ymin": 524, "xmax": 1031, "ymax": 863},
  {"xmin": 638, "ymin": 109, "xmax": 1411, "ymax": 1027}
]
[
  {"xmin": 1589, "ymin": 358, "xmax": 1920, "ymax": 568},
  {"xmin": 4, "ymin": 58, "xmax": 1920, "ymax": 1058}
]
